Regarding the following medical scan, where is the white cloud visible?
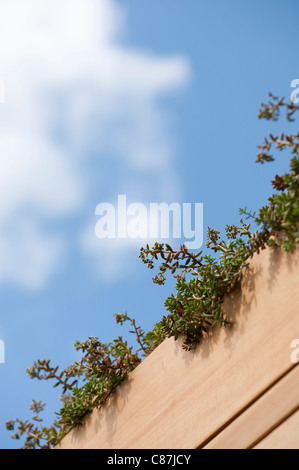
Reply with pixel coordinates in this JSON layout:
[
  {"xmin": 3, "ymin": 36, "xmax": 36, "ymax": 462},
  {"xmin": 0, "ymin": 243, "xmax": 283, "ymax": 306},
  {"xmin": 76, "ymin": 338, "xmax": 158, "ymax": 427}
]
[
  {"xmin": 0, "ymin": 218, "xmax": 64, "ymax": 289},
  {"xmin": 0, "ymin": 0, "xmax": 191, "ymax": 288}
]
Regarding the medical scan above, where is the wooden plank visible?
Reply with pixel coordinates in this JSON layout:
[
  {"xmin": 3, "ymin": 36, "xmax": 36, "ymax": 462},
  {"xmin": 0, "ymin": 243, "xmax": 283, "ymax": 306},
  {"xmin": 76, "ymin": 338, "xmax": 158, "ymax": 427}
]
[
  {"xmin": 254, "ymin": 409, "xmax": 299, "ymax": 449},
  {"xmin": 204, "ymin": 365, "xmax": 299, "ymax": 449},
  {"xmin": 57, "ymin": 247, "xmax": 299, "ymax": 449}
]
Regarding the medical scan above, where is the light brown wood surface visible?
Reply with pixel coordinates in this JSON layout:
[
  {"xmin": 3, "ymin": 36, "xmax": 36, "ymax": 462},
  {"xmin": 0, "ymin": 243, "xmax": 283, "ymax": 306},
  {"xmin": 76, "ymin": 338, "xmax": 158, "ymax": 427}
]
[
  {"xmin": 254, "ymin": 409, "xmax": 299, "ymax": 449},
  {"xmin": 204, "ymin": 365, "xmax": 299, "ymax": 449},
  {"xmin": 57, "ymin": 247, "xmax": 299, "ymax": 449}
]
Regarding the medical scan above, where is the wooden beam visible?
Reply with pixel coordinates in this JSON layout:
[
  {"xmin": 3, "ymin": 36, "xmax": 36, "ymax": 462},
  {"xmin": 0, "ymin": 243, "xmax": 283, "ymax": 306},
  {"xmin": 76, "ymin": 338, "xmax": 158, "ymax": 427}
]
[
  {"xmin": 254, "ymin": 409, "xmax": 299, "ymax": 449},
  {"xmin": 204, "ymin": 365, "xmax": 299, "ymax": 449},
  {"xmin": 56, "ymin": 247, "xmax": 299, "ymax": 449}
]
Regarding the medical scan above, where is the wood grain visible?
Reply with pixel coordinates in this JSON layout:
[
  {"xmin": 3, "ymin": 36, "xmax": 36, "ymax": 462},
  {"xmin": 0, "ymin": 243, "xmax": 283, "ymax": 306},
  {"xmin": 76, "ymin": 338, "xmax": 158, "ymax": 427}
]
[
  {"xmin": 254, "ymin": 409, "xmax": 299, "ymax": 449},
  {"xmin": 204, "ymin": 365, "xmax": 299, "ymax": 449},
  {"xmin": 56, "ymin": 247, "xmax": 299, "ymax": 449}
]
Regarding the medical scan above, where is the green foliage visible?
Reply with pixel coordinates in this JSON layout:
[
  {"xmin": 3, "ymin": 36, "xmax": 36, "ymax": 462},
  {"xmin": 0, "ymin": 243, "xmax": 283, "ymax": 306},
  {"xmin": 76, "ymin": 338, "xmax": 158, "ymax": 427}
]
[
  {"xmin": 6, "ymin": 314, "xmax": 163, "ymax": 448},
  {"xmin": 6, "ymin": 94, "xmax": 299, "ymax": 448},
  {"xmin": 140, "ymin": 222, "xmax": 253, "ymax": 350},
  {"xmin": 5, "ymin": 400, "xmax": 61, "ymax": 449}
]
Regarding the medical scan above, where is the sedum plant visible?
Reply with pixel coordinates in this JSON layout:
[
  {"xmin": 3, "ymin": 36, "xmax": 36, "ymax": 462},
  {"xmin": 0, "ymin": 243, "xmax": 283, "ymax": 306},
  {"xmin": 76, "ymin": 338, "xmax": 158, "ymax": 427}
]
[{"xmin": 6, "ymin": 94, "xmax": 299, "ymax": 448}]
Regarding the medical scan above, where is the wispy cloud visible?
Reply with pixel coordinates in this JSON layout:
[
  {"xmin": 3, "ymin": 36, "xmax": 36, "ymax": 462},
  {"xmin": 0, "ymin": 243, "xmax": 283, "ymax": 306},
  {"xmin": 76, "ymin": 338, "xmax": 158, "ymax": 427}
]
[{"xmin": 0, "ymin": 0, "xmax": 191, "ymax": 287}]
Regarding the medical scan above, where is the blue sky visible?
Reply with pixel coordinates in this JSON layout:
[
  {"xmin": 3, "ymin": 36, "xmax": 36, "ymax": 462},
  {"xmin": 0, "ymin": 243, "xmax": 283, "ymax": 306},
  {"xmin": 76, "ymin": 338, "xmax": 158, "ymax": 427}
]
[{"xmin": 0, "ymin": 0, "xmax": 298, "ymax": 448}]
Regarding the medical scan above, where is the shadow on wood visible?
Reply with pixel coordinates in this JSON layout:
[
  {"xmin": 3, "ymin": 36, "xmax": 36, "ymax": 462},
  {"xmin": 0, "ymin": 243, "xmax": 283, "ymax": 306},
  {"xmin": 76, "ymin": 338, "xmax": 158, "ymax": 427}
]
[{"xmin": 56, "ymin": 246, "xmax": 299, "ymax": 449}]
